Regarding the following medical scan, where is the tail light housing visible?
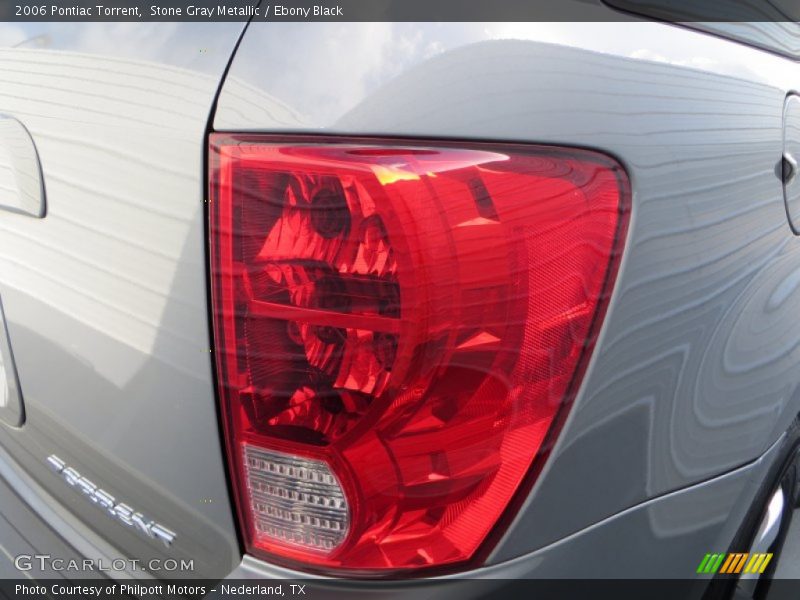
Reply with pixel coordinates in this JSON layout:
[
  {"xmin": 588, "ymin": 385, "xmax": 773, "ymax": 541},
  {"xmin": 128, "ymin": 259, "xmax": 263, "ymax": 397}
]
[{"xmin": 209, "ymin": 135, "xmax": 628, "ymax": 574}]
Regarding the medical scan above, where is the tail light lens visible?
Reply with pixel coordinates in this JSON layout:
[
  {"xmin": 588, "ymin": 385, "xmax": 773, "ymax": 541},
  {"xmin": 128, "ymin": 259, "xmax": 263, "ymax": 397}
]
[{"xmin": 210, "ymin": 135, "xmax": 628, "ymax": 574}]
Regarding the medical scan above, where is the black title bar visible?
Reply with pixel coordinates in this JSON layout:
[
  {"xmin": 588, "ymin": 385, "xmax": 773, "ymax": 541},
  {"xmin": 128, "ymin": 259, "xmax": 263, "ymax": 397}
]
[{"xmin": 0, "ymin": 0, "xmax": 797, "ymax": 22}]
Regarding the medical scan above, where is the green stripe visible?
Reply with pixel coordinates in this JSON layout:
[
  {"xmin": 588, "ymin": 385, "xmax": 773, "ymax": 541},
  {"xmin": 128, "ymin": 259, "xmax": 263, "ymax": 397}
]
[
  {"xmin": 705, "ymin": 554, "xmax": 720, "ymax": 573},
  {"xmin": 697, "ymin": 554, "xmax": 712, "ymax": 573},
  {"xmin": 710, "ymin": 554, "xmax": 726, "ymax": 573}
]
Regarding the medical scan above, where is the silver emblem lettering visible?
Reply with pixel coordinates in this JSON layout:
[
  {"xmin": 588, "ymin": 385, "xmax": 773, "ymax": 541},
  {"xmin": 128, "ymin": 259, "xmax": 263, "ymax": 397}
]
[{"xmin": 45, "ymin": 455, "xmax": 176, "ymax": 548}]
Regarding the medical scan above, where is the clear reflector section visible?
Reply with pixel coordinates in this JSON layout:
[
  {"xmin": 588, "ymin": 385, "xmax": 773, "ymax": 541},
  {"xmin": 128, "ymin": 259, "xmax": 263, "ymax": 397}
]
[{"xmin": 243, "ymin": 444, "xmax": 349, "ymax": 553}]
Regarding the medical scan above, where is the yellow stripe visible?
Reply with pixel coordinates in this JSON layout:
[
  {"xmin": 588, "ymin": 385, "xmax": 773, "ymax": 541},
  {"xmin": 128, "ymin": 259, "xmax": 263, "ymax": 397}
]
[
  {"xmin": 734, "ymin": 553, "xmax": 749, "ymax": 574},
  {"xmin": 759, "ymin": 553, "xmax": 773, "ymax": 574},
  {"xmin": 744, "ymin": 554, "xmax": 761, "ymax": 573}
]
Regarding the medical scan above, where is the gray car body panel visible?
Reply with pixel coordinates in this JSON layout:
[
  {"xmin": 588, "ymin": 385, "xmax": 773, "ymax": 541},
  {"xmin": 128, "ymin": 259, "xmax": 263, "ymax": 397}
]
[
  {"xmin": 215, "ymin": 19, "xmax": 800, "ymax": 565},
  {"xmin": 0, "ymin": 22, "xmax": 251, "ymax": 579},
  {"xmin": 0, "ymin": 13, "xmax": 798, "ymax": 580}
]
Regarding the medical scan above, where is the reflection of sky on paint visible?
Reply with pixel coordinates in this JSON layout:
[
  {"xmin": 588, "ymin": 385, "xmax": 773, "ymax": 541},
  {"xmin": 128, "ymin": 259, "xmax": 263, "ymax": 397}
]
[
  {"xmin": 0, "ymin": 22, "xmax": 241, "ymax": 73},
  {"xmin": 227, "ymin": 21, "xmax": 796, "ymax": 124},
  {"xmin": 485, "ymin": 22, "xmax": 794, "ymax": 86},
  {"xmin": 2, "ymin": 21, "xmax": 795, "ymax": 121},
  {"xmin": 225, "ymin": 23, "xmax": 471, "ymax": 124},
  {"xmin": 0, "ymin": 23, "xmax": 25, "ymax": 46}
]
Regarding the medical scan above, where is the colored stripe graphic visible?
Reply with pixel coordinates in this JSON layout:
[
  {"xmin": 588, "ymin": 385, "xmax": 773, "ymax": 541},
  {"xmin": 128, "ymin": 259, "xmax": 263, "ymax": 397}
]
[
  {"xmin": 720, "ymin": 554, "xmax": 737, "ymax": 573},
  {"xmin": 733, "ymin": 553, "xmax": 749, "ymax": 574},
  {"xmin": 697, "ymin": 554, "xmax": 712, "ymax": 574},
  {"xmin": 698, "ymin": 553, "xmax": 774, "ymax": 575},
  {"xmin": 698, "ymin": 554, "xmax": 726, "ymax": 574},
  {"xmin": 745, "ymin": 554, "xmax": 761, "ymax": 573},
  {"xmin": 711, "ymin": 554, "xmax": 726, "ymax": 573},
  {"xmin": 758, "ymin": 553, "xmax": 773, "ymax": 573}
]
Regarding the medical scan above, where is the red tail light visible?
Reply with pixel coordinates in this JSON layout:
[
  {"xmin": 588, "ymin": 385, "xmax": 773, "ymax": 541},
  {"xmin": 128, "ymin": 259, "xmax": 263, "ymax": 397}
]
[{"xmin": 209, "ymin": 135, "xmax": 628, "ymax": 574}]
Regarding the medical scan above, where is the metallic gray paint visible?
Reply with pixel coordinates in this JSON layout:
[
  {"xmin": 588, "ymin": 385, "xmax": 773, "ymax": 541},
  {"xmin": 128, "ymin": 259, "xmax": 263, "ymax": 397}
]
[
  {"xmin": 0, "ymin": 23, "xmax": 253, "ymax": 578},
  {"xmin": 215, "ymin": 20, "xmax": 800, "ymax": 565}
]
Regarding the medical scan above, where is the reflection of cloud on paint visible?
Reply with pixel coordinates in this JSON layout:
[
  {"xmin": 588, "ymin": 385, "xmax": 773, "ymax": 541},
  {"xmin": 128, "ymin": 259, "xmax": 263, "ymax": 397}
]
[
  {"xmin": 61, "ymin": 23, "xmax": 232, "ymax": 73},
  {"xmin": 629, "ymin": 48, "xmax": 718, "ymax": 70},
  {"xmin": 0, "ymin": 24, "xmax": 25, "ymax": 47},
  {"xmin": 69, "ymin": 23, "xmax": 181, "ymax": 60},
  {"xmin": 317, "ymin": 23, "xmax": 396, "ymax": 105},
  {"xmin": 462, "ymin": 23, "xmax": 724, "ymax": 72},
  {"xmin": 1, "ymin": 23, "xmax": 240, "ymax": 74},
  {"xmin": 218, "ymin": 19, "xmax": 797, "ymax": 130},
  {"xmin": 483, "ymin": 22, "xmax": 573, "ymax": 44},
  {"xmin": 230, "ymin": 23, "xmax": 489, "ymax": 124},
  {"xmin": 284, "ymin": 23, "xmax": 400, "ymax": 122},
  {"xmin": 485, "ymin": 22, "xmax": 790, "ymax": 88},
  {"xmin": 423, "ymin": 40, "xmax": 446, "ymax": 59}
]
